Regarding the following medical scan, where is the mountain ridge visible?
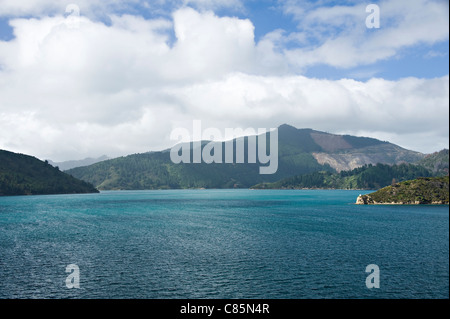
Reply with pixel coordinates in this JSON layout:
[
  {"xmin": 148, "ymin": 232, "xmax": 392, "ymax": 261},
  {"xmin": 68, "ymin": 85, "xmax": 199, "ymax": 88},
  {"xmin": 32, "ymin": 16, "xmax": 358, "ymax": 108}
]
[
  {"xmin": 66, "ymin": 124, "xmax": 425, "ymax": 190},
  {"xmin": 0, "ymin": 149, "xmax": 99, "ymax": 196},
  {"xmin": 416, "ymin": 149, "xmax": 449, "ymax": 176}
]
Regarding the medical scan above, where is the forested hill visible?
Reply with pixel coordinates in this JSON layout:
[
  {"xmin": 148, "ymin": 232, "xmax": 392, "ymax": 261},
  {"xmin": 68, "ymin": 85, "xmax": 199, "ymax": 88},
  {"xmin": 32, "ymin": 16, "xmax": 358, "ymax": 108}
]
[
  {"xmin": 251, "ymin": 163, "xmax": 433, "ymax": 190},
  {"xmin": 66, "ymin": 124, "xmax": 424, "ymax": 190},
  {"xmin": 416, "ymin": 149, "xmax": 449, "ymax": 176},
  {"xmin": 0, "ymin": 150, "xmax": 99, "ymax": 196},
  {"xmin": 356, "ymin": 176, "xmax": 449, "ymax": 205}
]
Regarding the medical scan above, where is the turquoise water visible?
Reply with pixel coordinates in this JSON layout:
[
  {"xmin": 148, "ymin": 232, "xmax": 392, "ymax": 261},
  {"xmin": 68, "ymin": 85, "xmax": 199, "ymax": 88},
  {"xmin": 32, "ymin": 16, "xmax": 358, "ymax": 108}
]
[{"xmin": 0, "ymin": 189, "xmax": 448, "ymax": 299}]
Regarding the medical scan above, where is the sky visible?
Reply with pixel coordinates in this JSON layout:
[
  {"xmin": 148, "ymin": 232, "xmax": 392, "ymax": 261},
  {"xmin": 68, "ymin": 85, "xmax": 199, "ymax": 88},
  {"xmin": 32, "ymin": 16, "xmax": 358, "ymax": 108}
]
[{"xmin": 0, "ymin": 0, "xmax": 448, "ymax": 161}]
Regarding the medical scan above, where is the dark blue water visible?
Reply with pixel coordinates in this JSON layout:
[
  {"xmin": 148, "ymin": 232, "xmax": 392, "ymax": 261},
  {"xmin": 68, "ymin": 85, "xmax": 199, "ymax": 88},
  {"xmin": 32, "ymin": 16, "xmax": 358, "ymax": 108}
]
[{"xmin": 0, "ymin": 190, "xmax": 448, "ymax": 299}]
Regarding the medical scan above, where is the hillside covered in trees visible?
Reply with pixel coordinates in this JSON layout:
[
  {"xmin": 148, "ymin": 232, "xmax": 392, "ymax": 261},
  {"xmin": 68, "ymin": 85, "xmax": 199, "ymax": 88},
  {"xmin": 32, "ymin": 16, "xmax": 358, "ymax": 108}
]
[
  {"xmin": 0, "ymin": 150, "xmax": 99, "ymax": 196},
  {"xmin": 416, "ymin": 149, "xmax": 449, "ymax": 176},
  {"xmin": 66, "ymin": 124, "xmax": 424, "ymax": 190},
  {"xmin": 251, "ymin": 163, "xmax": 434, "ymax": 190},
  {"xmin": 356, "ymin": 176, "xmax": 449, "ymax": 204}
]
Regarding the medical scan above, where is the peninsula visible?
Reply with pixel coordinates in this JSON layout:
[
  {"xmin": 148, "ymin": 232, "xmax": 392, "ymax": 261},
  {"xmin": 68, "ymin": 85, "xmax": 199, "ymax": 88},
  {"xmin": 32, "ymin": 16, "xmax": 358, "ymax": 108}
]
[
  {"xmin": 0, "ymin": 149, "xmax": 99, "ymax": 196},
  {"xmin": 356, "ymin": 176, "xmax": 449, "ymax": 205}
]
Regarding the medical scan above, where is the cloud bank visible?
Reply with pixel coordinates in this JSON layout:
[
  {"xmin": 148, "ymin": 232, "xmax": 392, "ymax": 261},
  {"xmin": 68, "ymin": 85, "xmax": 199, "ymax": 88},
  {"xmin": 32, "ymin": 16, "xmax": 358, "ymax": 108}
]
[{"xmin": 0, "ymin": 1, "xmax": 448, "ymax": 161}]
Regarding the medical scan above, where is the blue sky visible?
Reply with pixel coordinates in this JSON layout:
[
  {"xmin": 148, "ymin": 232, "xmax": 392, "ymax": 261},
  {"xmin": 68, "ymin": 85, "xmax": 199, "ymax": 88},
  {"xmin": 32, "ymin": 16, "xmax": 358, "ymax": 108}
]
[
  {"xmin": 304, "ymin": 41, "xmax": 449, "ymax": 80},
  {"xmin": 0, "ymin": 0, "xmax": 448, "ymax": 160},
  {"xmin": 1, "ymin": 0, "xmax": 447, "ymax": 80}
]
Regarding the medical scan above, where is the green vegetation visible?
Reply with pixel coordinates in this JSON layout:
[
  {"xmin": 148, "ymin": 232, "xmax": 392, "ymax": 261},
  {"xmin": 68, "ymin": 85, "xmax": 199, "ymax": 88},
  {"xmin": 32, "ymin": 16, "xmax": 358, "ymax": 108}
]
[
  {"xmin": 0, "ymin": 150, "xmax": 99, "ymax": 196},
  {"xmin": 416, "ymin": 149, "xmax": 449, "ymax": 176},
  {"xmin": 66, "ymin": 150, "xmax": 329, "ymax": 190},
  {"xmin": 66, "ymin": 125, "xmax": 427, "ymax": 190},
  {"xmin": 357, "ymin": 176, "xmax": 449, "ymax": 204},
  {"xmin": 342, "ymin": 134, "xmax": 388, "ymax": 149},
  {"xmin": 251, "ymin": 163, "xmax": 433, "ymax": 190}
]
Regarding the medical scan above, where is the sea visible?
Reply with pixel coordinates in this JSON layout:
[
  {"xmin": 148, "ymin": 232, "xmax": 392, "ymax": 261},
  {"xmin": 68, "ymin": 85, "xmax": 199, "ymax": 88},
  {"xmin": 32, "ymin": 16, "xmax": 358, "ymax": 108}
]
[{"xmin": 0, "ymin": 189, "xmax": 448, "ymax": 299}]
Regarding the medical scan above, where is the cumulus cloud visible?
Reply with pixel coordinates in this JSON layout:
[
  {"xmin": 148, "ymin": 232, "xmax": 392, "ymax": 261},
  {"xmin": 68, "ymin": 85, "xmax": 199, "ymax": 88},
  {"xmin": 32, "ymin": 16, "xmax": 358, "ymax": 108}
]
[
  {"xmin": 0, "ymin": 4, "xmax": 448, "ymax": 161},
  {"xmin": 171, "ymin": 73, "xmax": 449, "ymax": 135},
  {"xmin": 280, "ymin": 0, "xmax": 449, "ymax": 69},
  {"xmin": 0, "ymin": 0, "xmax": 244, "ymax": 19}
]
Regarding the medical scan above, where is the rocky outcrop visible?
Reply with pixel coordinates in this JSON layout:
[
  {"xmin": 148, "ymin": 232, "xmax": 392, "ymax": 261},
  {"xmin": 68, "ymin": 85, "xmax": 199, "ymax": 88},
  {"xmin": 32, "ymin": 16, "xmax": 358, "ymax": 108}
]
[
  {"xmin": 356, "ymin": 194, "xmax": 372, "ymax": 205},
  {"xmin": 314, "ymin": 152, "xmax": 374, "ymax": 172},
  {"xmin": 356, "ymin": 195, "xmax": 425, "ymax": 205},
  {"xmin": 313, "ymin": 144, "xmax": 425, "ymax": 173}
]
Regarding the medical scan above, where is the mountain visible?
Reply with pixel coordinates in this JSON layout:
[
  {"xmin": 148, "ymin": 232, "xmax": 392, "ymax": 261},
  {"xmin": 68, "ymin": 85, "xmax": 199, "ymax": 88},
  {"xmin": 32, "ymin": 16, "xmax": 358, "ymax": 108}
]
[
  {"xmin": 416, "ymin": 149, "xmax": 449, "ymax": 176},
  {"xmin": 251, "ymin": 163, "xmax": 433, "ymax": 190},
  {"xmin": 300, "ymin": 128, "xmax": 425, "ymax": 172},
  {"xmin": 0, "ymin": 150, "xmax": 99, "ymax": 196},
  {"xmin": 66, "ymin": 124, "xmax": 425, "ymax": 190},
  {"xmin": 277, "ymin": 125, "xmax": 425, "ymax": 173},
  {"xmin": 47, "ymin": 155, "xmax": 110, "ymax": 171},
  {"xmin": 356, "ymin": 176, "xmax": 449, "ymax": 205}
]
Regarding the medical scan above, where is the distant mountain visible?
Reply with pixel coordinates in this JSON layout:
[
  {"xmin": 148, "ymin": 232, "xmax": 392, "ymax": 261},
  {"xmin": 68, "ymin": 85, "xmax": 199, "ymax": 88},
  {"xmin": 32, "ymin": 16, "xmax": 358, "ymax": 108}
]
[
  {"xmin": 0, "ymin": 150, "xmax": 99, "ymax": 196},
  {"xmin": 47, "ymin": 155, "xmax": 110, "ymax": 171},
  {"xmin": 416, "ymin": 149, "xmax": 449, "ymax": 176},
  {"xmin": 66, "ymin": 124, "xmax": 425, "ymax": 190},
  {"xmin": 356, "ymin": 176, "xmax": 449, "ymax": 205},
  {"xmin": 251, "ymin": 163, "xmax": 432, "ymax": 190}
]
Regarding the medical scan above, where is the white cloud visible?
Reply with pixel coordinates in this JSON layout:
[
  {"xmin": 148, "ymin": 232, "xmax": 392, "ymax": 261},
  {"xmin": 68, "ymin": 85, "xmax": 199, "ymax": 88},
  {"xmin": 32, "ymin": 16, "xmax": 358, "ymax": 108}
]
[
  {"xmin": 424, "ymin": 50, "xmax": 448, "ymax": 59},
  {"xmin": 279, "ymin": 0, "xmax": 449, "ymax": 69},
  {"xmin": 171, "ymin": 73, "xmax": 449, "ymax": 136},
  {"xmin": 0, "ymin": 0, "xmax": 244, "ymax": 20},
  {"xmin": 183, "ymin": 0, "xmax": 243, "ymax": 11},
  {"xmin": 0, "ymin": 6, "xmax": 448, "ymax": 161},
  {"xmin": 169, "ymin": 7, "xmax": 257, "ymax": 79}
]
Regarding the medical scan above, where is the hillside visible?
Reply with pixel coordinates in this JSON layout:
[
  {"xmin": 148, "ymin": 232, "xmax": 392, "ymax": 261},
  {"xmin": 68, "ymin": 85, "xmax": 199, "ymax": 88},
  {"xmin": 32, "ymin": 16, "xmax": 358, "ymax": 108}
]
[
  {"xmin": 0, "ymin": 150, "xmax": 99, "ymax": 196},
  {"xmin": 67, "ymin": 124, "xmax": 425, "ymax": 190},
  {"xmin": 416, "ymin": 149, "xmax": 449, "ymax": 176},
  {"xmin": 356, "ymin": 176, "xmax": 449, "ymax": 205},
  {"xmin": 251, "ymin": 163, "xmax": 432, "ymax": 190}
]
